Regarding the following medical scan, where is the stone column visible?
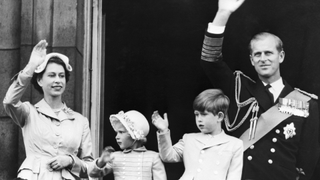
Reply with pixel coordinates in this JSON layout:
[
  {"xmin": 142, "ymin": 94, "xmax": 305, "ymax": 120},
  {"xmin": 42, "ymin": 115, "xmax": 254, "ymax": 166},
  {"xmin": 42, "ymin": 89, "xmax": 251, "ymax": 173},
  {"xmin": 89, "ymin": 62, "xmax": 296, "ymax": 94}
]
[{"xmin": 0, "ymin": 0, "xmax": 21, "ymax": 179}]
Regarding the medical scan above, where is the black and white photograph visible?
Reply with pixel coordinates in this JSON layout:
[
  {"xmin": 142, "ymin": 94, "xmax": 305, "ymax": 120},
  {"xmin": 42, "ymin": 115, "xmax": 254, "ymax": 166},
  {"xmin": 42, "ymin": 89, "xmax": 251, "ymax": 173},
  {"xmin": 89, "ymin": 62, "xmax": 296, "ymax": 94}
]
[{"xmin": 0, "ymin": 0, "xmax": 320, "ymax": 180}]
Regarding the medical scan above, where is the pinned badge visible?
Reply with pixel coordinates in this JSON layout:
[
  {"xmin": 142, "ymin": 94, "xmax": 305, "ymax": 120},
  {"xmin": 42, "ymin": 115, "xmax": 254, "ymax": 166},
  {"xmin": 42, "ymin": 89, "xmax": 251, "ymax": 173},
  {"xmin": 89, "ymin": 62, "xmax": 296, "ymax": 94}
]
[{"xmin": 283, "ymin": 122, "xmax": 296, "ymax": 139}]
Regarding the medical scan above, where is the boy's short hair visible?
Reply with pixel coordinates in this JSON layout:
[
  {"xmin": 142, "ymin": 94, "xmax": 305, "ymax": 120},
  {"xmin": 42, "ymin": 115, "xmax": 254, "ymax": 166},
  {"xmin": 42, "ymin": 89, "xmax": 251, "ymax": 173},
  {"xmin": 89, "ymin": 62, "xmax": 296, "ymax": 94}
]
[{"xmin": 193, "ymin": 89, "xmax": 230, "ymax": 120}]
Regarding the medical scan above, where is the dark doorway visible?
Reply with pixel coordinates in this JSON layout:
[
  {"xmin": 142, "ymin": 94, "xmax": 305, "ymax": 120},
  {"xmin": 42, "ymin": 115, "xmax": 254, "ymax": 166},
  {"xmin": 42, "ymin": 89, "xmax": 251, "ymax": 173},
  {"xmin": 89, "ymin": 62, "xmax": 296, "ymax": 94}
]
[{"xmin": 102, "ymin": 0, "xmax": 320, "ymax": 179}]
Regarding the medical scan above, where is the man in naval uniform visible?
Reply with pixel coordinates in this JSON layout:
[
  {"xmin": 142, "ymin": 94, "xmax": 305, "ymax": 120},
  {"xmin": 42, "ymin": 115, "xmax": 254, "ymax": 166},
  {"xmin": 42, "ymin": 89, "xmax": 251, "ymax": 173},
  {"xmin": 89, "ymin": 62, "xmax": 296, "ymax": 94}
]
[{"xmin": 200, "ymin": 0, "xmax": 320, "ymax": 179}]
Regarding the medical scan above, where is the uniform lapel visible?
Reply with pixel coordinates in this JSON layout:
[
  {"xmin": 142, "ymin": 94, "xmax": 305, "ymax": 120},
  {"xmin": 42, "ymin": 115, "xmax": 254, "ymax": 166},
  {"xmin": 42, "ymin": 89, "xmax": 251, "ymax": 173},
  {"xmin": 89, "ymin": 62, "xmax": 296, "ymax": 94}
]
[
  {"xmin": 249, "ymin": 80, "xmax": 272, "ymax": 112},
  {"xmin": 248, "ymin": 79, "xmax": 293, "ymax": 112},
  {"xmin": 276, "ymin": 80, "xmax": 293, "ymax": 102}
]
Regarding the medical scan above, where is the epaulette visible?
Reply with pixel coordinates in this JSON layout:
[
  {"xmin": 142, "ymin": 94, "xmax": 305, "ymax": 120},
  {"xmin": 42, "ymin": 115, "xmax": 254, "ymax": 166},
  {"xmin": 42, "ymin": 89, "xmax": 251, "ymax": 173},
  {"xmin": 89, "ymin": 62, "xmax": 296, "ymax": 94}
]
[{"xmin": 294, "ymin": 88, "xmax": 318, "ymax": 100}]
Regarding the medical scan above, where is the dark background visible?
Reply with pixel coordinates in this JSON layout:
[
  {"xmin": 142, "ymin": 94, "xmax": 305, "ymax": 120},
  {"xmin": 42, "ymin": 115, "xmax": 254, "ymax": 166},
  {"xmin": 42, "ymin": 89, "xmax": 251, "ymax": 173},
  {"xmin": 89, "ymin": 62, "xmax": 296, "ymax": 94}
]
[{"xmin": 102, "ymin": 0, "xmax": 320, "ymax": 179}]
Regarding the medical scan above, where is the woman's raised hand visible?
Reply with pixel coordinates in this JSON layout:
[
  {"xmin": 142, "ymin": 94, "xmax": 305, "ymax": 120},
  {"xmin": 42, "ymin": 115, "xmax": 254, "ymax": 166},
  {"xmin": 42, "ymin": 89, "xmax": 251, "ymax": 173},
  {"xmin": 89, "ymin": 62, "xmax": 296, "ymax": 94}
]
[{"xmin": 29, "ymin": 40, "xmax": 48, "ymax": 67}]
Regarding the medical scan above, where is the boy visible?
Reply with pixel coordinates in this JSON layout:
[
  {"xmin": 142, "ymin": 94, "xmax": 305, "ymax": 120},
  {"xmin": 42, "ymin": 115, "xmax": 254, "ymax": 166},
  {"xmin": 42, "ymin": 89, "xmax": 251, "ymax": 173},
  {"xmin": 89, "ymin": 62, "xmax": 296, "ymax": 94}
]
[
  {"xmin": 88, "ymin": 110, "xmax": 167, "ymax": 180},
  {"xmin": 152, "ymin": 89, "xmax": 243, "ymax": 180}
]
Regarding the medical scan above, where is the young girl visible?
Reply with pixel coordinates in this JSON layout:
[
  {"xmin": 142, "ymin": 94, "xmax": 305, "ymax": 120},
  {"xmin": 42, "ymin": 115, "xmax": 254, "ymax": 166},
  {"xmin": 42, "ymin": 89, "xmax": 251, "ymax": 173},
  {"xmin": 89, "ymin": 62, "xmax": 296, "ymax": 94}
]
[
  {"xmin": 3, "ymin": 40, "xmax": 94, "ymax": 179},
  {"xmin": 152, "ymin": 89, "xmax": 243, "ymax": 180},
  {"xmin": 88, "ymin": 110, "xmax": 167, "ymax": 180}
]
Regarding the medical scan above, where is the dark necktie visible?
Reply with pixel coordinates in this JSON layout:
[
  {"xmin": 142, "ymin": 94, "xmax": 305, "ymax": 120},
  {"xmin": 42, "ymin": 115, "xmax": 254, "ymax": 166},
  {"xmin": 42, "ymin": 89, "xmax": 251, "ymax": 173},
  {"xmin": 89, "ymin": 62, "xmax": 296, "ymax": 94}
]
[{"xmin": 265, "ymin": 84, "xmax": 274, "ymax": 103}]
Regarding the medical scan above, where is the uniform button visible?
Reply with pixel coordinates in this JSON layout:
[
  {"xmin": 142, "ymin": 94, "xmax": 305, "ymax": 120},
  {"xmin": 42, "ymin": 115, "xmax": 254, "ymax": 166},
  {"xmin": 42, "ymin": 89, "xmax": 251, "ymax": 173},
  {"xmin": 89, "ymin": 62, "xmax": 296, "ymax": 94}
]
[
  {"xmin": 214, "ymin": 171, "xmax": 218, "ymax": 175},
  {"xmin": 201, "ymin": 150, "xmax": 205, "ymax": 154},
  {"xmin": 272, "ymin": 138, "xmax": 277, "ymax": 142},
  {"xmin": 197, "ymin": 168, "xmax": 201, "ymax": 172},
  {"xmin": 53, "ymin": 145, "xmax": 58, "ymax": 149},
  {"xmin": 199, "ymin": 159, "xmax": 203, "ymax": 163},
  {"xmin": 250, "ymin": 145, "xmax": 254, "ymax": 149},
  {"xmin": 276, "ymin": 129, "xmax": 280, "ymax": 134},
  {"xmin": 268, "ymin": 159, "xmax": 273, "ymax": 164},
  {"xmin": 216, "ymin": 161, "xmax": 220, "ymax": 165},
  {"xmin": 270, "ymin": 148, "xmax": 275, "ymax": 153},
  {"xmin": 247, "ymin": 156, "xmax": 252, "ymax": 161}
]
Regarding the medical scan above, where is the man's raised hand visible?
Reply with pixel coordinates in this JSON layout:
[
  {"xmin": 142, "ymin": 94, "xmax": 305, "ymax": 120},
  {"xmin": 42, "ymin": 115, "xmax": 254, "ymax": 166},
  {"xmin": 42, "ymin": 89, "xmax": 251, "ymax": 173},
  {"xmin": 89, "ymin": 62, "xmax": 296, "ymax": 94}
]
[{"xmin": 218, "ymin": 0, "xmax": 245, "ymax": 13}]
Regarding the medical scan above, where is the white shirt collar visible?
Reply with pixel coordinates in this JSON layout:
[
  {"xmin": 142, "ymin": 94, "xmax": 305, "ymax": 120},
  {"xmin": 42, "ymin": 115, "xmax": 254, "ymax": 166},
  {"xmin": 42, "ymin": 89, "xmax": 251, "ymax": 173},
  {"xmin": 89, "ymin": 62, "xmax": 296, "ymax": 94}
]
[{"xmin": 262, "ymin": 77, "xmax": 284, "ymax": 101}]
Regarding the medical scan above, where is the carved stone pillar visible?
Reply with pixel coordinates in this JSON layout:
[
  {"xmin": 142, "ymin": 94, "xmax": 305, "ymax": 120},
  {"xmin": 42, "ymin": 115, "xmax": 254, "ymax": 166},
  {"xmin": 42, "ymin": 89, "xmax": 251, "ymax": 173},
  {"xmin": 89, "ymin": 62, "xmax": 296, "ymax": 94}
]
[{"xmin": 0, "ymin": 0, "xmax": 21, "ymax": 179}]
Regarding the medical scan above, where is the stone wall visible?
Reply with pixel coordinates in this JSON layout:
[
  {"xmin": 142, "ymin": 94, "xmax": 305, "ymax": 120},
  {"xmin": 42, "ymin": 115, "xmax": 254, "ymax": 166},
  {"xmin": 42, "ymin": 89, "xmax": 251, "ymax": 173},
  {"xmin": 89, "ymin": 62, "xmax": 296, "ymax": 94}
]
[{"xmin": 0, "ymin": 0, "xmax": 85, "ymax": 179}]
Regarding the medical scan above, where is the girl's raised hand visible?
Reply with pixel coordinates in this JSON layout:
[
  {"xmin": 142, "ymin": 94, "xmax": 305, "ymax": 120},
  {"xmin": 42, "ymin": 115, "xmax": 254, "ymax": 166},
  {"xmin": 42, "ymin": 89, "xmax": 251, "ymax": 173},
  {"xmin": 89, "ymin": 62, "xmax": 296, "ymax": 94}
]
[{"xmin": 97, "ymin": 146, "xmax": 115, "ymax": 168}]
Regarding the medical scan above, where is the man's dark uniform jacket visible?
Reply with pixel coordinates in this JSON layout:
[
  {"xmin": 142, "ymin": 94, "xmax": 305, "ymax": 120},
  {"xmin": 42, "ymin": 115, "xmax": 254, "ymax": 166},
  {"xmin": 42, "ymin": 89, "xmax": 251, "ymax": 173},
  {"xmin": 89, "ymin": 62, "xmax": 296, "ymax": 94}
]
[{"xmin": 201, "ymin": 31, "xmax": 320, "ymax": 180}]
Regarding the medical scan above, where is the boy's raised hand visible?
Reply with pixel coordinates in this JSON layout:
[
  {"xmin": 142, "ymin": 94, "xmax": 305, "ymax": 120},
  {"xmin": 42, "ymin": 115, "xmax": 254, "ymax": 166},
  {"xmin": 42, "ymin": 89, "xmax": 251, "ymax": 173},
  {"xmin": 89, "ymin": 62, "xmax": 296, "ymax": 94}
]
[
  {"xmin": 152, "ymin": 111, "xmax": 169, "ymax": 133},
  {"xmin": 97, "ymin": 146, "xmax": 115, "ymax": 168}
]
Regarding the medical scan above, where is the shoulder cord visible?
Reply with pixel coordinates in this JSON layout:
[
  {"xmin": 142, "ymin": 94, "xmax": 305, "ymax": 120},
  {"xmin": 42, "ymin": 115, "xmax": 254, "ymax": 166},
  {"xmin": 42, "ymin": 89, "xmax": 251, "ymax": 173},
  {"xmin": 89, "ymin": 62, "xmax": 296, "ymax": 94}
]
[
  {"xmin": 295, "ymin": 88, "xmax": 318, "ymax": 100},
  {"xmin": 224, "ymin": 71, "xmax": 259, "ymax": 132}
]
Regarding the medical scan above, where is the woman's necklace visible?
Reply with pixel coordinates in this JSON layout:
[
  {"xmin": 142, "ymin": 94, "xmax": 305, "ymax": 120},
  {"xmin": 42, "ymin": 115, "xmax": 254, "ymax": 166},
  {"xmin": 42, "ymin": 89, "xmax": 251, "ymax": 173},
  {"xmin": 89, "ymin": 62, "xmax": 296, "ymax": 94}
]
[
  {"xmin": 53, "ymin": 108, "xmax": 62, "ymax": 113},
  {"xmin": 52, "ymin": 105, "xmax": 64, "ymax": 114}
]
